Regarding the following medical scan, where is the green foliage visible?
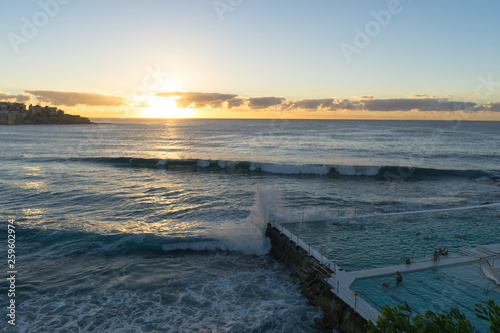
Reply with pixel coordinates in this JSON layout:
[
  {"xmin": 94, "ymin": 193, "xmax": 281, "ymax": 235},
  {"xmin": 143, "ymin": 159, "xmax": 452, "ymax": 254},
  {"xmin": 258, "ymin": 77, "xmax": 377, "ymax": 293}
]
[
  {"xmin": 421, "ymin": 307, "xmax": 474, "ymax": 333},
  {"xmin": 368, "ymin": 299, "xmax": 499, "ymax": 333},
  {"xmin": 475, "ymin": 299, "xmax": 500, "ymax": 333}
]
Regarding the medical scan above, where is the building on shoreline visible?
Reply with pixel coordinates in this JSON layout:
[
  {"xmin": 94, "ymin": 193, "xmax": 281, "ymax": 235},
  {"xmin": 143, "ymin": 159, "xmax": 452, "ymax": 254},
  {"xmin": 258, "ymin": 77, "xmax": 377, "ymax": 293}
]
[{"xmin": 0, "ymin": 102, "xmax": 92, "ymax": 125}]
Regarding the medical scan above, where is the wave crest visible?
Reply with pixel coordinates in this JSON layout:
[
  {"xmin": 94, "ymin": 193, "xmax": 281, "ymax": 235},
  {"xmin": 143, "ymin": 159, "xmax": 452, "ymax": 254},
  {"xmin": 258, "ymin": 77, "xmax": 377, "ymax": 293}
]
[{"xmin": 60, "ymin": 157, "xmax": 500, "ymax": 180}]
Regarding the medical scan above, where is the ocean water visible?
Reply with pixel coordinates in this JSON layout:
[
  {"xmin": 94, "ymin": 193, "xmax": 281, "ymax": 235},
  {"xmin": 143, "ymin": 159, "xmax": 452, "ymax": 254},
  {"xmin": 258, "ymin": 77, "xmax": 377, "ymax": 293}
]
[{"xmin": 1, "ymin": 119, "xmax": 500, "ymax": 332}]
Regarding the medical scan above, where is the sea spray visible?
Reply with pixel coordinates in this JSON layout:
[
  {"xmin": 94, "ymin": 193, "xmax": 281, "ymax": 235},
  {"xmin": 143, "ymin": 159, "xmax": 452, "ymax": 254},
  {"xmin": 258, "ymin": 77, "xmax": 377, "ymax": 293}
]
[
  {"xmin": 209, "ymin": 186, "xmax": 283, "ymax": 255},
  {"xmin": 161, "ymin": 186, "xmax": 284, "ymax": 255}
]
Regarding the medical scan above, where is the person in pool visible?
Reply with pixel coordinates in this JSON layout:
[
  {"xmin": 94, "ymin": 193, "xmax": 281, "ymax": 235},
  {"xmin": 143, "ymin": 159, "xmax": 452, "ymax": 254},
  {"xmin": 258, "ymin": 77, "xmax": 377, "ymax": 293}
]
[
  {"xmin": 438, "ymin": 247, "xmax": 448, "ymax": 255},
  {"xmin": 432, "ymin": 251, "xmax": 440, "ymax": 262},
  {"xmin": 396, "ymin": 271, "xmax": 403, "ymax": 283}
]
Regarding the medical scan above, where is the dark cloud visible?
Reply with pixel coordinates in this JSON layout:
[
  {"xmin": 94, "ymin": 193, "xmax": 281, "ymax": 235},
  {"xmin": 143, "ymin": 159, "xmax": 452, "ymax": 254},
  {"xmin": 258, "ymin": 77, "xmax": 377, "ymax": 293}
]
[
  {"xmin": 25, "ymin": 90, "xmax": 126, "ymax": 107},
  {"xmin": 0, "ymin": 92, "xmax": 30, "ymax": 103},
  {"xmin": 15, "ymin": 95, "xmax": 30, "ymax": 103},
  {"xmin": 285, "ymin": 97, "xmax": 487, "ymax": 112},
  {"xmin": 227, "ymin": 98, "xmax": 244, "ymax": 108},
  {"xmin": 151, "ymin": 90, "xmax": 500, "ymax": 113},
  {"xmin": 333, "ymin": 99, "xmax": 360, "ymax": 110},
  {"xmin": 156, "ymin": 92, "xmax": 237, "ymax": 108},
  {"xmin": 361, "ymin": 98, "xmax": 477, "ymax": 112},
  {"xmin": 482, "ymin": 102, "xmax": 500, "ymax": 112},
  {"xmin": 248, "ymin": 97, "xmax": 285, "ymax": 109},
  {"xmin": 290, "ymin": 98, "xmax": 334, "ymax": 110}
]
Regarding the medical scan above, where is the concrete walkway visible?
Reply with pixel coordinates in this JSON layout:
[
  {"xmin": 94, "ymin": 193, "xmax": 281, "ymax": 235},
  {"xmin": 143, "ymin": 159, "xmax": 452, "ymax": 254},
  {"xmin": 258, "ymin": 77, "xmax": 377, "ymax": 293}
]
[
  {"xmin": 337, "ymin": 255, "xmax": 480, "ymax": 287},
  {"xmin": 336, "ymin": 243, "xmax": 500, "ymax": 288}
]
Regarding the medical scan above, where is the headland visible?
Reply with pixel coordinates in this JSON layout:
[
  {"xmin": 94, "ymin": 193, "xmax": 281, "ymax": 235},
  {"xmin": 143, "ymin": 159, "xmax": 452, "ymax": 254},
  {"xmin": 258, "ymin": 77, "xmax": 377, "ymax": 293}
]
[{"xmin": 0, "ymin": 102, "xmax": 93, "ymax": 125}]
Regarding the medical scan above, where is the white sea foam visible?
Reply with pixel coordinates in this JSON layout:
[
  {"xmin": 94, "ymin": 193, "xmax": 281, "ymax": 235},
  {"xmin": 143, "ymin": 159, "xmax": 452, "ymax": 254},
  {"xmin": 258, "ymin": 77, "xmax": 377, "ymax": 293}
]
[
  {"xmin": 218, "ymin": 160, "xmax": 237, "ymax": 169},
  {"xmin": 302, "ymin": 207, "xmax": 338, "ymax": 221},
  {"xmin": 15, "ymin": 251, "xmax": 322, "ymax": 332},
  {"xmin": 216, "ymin": 186, "xmax": 283, "ymax": 255},
  {"xmin": 475, "ymin": 176, "xmax": 492, "ymax": 182},
  {"xmin": 197, "ymin": 160, "xmax": 210, "ymax": 167},
  {"xmin": 157, "ymin": 159, "xmax": 167, "ymax": 166},
  {"xmin": 161, "ymin": 187, "xmax": 282, "ymax": 256},
  {"xmin": 482, "ymin": 266, "xmax": 500, "ymax": 285}
]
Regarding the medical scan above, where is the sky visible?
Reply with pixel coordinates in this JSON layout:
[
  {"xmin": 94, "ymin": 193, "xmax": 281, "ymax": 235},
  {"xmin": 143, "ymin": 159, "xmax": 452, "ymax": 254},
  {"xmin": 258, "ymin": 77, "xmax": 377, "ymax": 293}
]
[{"xmin": 1, "ymin": 0, "xmax": 500, "ymax": 120}]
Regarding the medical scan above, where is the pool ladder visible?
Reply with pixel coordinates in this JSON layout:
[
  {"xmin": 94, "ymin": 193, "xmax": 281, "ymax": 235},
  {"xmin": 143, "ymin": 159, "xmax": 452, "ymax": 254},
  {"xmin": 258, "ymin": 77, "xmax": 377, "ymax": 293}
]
[{"xmin": 483, "ymin": 282, "xmax": 489, "ymax": 295}]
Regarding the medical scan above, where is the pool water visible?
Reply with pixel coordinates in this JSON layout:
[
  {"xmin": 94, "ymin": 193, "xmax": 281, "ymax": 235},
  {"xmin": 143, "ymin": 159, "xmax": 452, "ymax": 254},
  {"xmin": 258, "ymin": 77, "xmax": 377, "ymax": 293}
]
[
  {"xmin": 282, "ymin": 204, "xmax": 500, "ymax": 332},
  {"xmin": 352, "ymin": 263, "xmax": 500, "ymax": 332},
  {"xmin": 283, "ymin": 204, "xmax": 500, "ymax": 271}
]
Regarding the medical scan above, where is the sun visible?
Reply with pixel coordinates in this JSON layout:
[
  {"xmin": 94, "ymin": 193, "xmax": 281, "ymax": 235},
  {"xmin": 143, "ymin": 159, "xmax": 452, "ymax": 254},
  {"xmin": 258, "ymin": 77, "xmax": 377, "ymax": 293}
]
[{"xmin": 142, "ymin": 96, "xmax": 194, "ymax": 118}]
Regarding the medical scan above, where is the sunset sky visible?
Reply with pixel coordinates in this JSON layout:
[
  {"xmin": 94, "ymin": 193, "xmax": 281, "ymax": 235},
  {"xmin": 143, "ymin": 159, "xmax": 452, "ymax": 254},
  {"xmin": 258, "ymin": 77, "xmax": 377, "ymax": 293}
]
[{"xmin": 1, "ymin": 0, "xmax": 500, "ymax": 120}]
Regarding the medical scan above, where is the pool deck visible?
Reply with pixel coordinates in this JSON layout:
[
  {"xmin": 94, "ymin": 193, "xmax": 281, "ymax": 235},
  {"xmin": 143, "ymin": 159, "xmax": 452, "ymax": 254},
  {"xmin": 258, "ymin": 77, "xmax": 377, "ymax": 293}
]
[{"xmin": 333, "ymin": 243, "xmax": 500, "ymax": 288}]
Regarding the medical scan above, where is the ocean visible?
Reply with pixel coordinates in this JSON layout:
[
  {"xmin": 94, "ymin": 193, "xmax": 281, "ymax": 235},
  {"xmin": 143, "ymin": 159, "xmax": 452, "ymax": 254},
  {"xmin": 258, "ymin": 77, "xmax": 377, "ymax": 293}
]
[{"xmin": 1, "ymin": 119, "xmax": 499, "ymax": 332}]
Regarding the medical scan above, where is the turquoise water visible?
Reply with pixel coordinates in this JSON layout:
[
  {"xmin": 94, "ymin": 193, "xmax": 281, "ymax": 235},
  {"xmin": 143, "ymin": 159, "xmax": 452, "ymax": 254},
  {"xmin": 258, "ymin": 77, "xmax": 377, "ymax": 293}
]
[
  {"xmin": 284, "ymin": 204, "xmax": 500, "ymax": 271},
  {"xmin": 352, "ymin": 264, "xmax": 500, "ymax": 332},
  {"xmin": 283, "ymin": 204, "xmax": 500, "ymax": 331}
]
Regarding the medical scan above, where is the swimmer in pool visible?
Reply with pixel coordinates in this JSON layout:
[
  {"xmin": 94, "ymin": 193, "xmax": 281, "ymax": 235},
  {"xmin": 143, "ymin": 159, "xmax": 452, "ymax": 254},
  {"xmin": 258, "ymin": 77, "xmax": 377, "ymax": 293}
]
[
  {"xmin": 432, "ymin": 251, "xmax": 440, "ymax": 262},
  {"xmin": 396, "ymin": 271, "xmax": 403, "ymax": 283}
]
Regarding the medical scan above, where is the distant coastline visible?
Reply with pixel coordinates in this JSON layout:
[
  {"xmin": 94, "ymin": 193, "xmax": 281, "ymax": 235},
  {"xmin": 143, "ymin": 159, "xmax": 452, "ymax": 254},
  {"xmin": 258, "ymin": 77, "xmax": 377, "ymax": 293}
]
[{"xmin": 0, "ymin": 102, "xmax": 94, "ymax": 125}]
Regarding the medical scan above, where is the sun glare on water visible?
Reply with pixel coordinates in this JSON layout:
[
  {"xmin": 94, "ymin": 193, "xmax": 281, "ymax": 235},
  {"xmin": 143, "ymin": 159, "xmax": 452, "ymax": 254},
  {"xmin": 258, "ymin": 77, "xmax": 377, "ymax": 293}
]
[{"xmin": 142, "ymin": 97, "xmax": 194, "ymax": 118}]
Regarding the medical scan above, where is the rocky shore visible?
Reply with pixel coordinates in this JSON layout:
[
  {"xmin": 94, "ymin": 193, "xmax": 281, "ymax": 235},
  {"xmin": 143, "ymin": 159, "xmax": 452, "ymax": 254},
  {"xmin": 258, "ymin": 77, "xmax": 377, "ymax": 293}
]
[{"xmin": 20, "ymin": 112, "xmax": 94, "ymax": 125}]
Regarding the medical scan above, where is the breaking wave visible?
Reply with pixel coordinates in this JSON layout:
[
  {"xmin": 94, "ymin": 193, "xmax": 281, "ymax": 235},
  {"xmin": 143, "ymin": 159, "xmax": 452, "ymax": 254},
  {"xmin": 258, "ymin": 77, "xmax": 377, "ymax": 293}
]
[{"xmin": 36, "ymin": 156, "xmax": 500, "ymax": 180}]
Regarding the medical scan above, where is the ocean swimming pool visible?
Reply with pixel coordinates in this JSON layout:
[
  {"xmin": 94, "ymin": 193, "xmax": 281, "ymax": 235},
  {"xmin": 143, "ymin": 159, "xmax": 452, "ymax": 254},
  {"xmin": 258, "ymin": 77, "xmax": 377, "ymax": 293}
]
[
  {"xmin": 283, "ymin": 204, "xmax": 500, "ymax": 271},
  {"xmin": 352, "ymin": 263, "xmax": 500, "ymax": 332},
  {"xmin": 282, "ymin": 204, "xmax": 500, "ymax": 331}
]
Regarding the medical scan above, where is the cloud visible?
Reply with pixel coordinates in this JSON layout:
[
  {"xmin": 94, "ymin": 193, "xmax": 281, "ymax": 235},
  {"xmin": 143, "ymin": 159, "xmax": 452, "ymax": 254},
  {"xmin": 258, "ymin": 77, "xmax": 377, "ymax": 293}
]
[
  {"xmin": 227, "ymin": 98, "xmax": 244, "ymax": 108},
  {"xmin": 281, "ymin": 97, "xmax": 485, "ymax": 112},
  {"xmin": 15, "ymin": 95, "xmax": 30, "ymax": 103},
  {"xmin": 332, "ymin": 99, "xmax": 360, "ymax": 110},
  {"xmin": 150, "ymin": 90, "xmax": 500, "ymax": 114},
  {"xmin": 409, "ymin": 94, "xmax": 436, "ymax": 99},
  {"xmin": 0, "ymin": 92, "xmax": 30, "ymax": 103},
  {"xmin": 25, "ymin": 90, "xmax": 126, "ymax": 106},
  {"xmin": 480, "ymin": 102, "xmax": 500, "ymax": 112},
  {"xmin": 156, "ymin": 92, "xmax": 238, "ymax": 108},
  {"xmin": 290, "ymin": 98, "xmax": 334, "ymax": 110},
  {"xmin": 360, "ymin": 98, "xmax": 477, "ymax": 112},
  {"xmin": 248, "ymin": 97, "xmax": 285, "ymax": 109}
]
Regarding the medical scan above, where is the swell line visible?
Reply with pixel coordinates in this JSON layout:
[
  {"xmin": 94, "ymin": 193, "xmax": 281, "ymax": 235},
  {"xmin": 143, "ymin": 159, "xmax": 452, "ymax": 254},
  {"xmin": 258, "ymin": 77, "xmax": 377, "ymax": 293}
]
[{"xmin": 23, "ymin": 156, "xmax": 500, "ymax": 180}]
